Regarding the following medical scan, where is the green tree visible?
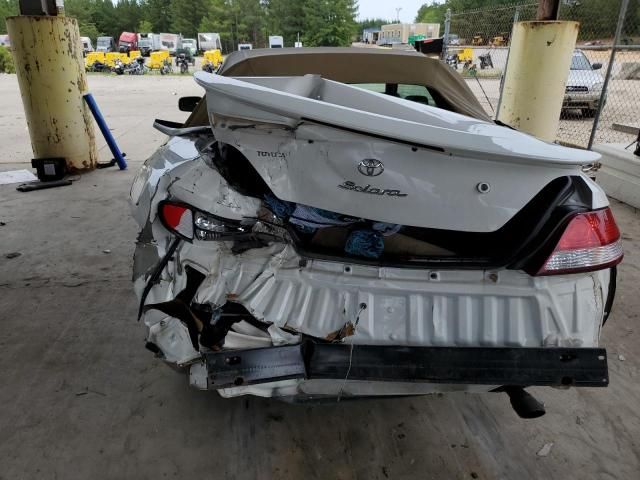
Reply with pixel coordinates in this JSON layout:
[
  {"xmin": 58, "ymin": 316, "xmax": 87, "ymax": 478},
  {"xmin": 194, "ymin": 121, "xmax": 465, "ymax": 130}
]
[
  {"xmin": 0, "ymin": 0, "xmax": 18, "ymax": 34},
  {"xmin": 141, "ymin": 0, "xmax": 172, "ymax": 33},
  {"xmin": 137, "ymin": 19, "xmax": 153, "ymax": 33},
  {"xmin": 79, "ymin": 22, "xmax": 100, "ymax": 42},
  {"xmin": 303, "ymin": 0, "xmax": 357, "ymax": 47},
  {"xmin": 415, "ymin": 1, "xmax": 446, "ymax": 24},
  {"xmin": 0, "ymin": 45, "xmax": 15, "ymax": 72},
  {"xmin": 169, "ymin": 0, "xmax": 209, "ymax": 37},
  {"xmin": 235, "ymin": 0, "xmax": 266, "ymax": 46},
  {"xmin": 199, "ymin": 0, "xmax": 237, "ymax": 52},
  {"xmin": 115, "ymin": 0, "xmax": 143, "ymax": 34},
  {"xmin": 265, "ymin": 0, "xmax": 305, "ymax": 47}
]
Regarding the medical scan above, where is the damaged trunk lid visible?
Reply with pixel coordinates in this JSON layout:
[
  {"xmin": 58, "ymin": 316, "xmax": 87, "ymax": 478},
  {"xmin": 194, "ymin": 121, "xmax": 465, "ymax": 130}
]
[{"xmin": 194, "ymin": 72, "xmax": 599, "ymax": 233}]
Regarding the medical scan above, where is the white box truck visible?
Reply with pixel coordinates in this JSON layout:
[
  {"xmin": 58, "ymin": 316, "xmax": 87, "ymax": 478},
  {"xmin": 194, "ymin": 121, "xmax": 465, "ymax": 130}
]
[
  {"xmin": 269, "ymin": 35, "xmax": 284, "ymax": 48},
  {"xmin": 197, "ymin": 33, "xmax": 222, "ymax": 53},
  {"xmin": 138, "ymin": 33, "xmax": 161, "ymax": 56},
  {"xmin": 160, "ymin": 33, "xmax": 182, "ymax": 55}
]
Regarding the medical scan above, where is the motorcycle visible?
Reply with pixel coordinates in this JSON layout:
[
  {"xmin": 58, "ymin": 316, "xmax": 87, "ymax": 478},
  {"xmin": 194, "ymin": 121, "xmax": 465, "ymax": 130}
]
[
  {"xmin": 445, "ymin": 54, "xmax": 459, "ymax": 68},
  {"xmin": 479, "ymin": 52, "xmax": 493, "ymax": 70},
  {"xmin": 160, "ymin": 58, "xmax": 173, "ymax": 75},
  {"xmin": 176, "ymin": 53, "xmax": 189, "ymax": 74},
  {"xmin": 112, "ymin": 58, "xmax": 125, "ymax": 75},
  {"xmin": 89, "ymin": 60, "xmax": 109, "ymax": 73},
  {"xmin": 202, "ymin": 61, "xmax": 215, "ymax": 73},
  {"xmin": 125, "ymin": 56, "xmax": 148, "ymax": 75}
]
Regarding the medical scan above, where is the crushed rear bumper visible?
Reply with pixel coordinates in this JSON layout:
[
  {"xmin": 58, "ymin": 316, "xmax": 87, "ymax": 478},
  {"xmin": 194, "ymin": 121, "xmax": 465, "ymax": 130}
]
[{"xmin": 198, "ymin": 342, "xmax": 609, "ymax": 390}]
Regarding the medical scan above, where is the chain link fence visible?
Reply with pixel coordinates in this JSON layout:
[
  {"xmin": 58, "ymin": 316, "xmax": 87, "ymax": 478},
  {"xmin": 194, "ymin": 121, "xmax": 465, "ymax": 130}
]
[{"xmin": 443, "ymin": 0, "xmax": 640, "ymax": 149}]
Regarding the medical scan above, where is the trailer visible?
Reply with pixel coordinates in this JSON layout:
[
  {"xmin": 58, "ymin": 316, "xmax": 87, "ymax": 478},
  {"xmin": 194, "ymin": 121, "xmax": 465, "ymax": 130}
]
[
  {"xmin": 160, "ymin": 33, "xmax": 182, "ymax": 55},
  {"xmin": 269, "ymin": 35, "xmax": 284, "ymax": 48},
  {"xmin": 138, "ymin": 33, "xmax": 160, "ymax": 56},
  {"xmin": 197, "ymin": 33, "xmax": 221, "ymax": 54},
  {"xmin": 80, "ymin": 36, "xmax": 93, "ymax": 56}
]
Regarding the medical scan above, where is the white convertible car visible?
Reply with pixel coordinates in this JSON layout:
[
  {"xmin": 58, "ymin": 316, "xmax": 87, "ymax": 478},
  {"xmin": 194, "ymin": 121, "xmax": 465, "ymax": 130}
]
[{"xmin": 130, "ymin": 48, "xmax": 622, "ymax": 418}]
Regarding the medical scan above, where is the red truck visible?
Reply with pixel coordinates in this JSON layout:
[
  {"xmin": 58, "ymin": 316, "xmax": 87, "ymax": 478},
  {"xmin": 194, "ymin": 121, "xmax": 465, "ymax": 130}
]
[{"xmin": 118, "ymin": 32, "xmax": 138, "ymax": 53}]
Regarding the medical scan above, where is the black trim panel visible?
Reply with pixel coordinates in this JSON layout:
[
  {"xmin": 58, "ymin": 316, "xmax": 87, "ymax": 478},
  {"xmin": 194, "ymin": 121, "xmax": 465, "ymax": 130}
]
[{"xmin": 204, "ymin": 342, "xmax": 609, "ymax": 389}]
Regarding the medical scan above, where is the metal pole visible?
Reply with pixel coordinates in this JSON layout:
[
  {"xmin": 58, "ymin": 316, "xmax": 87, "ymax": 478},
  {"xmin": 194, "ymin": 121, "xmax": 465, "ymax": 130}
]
[
  {"xmin": 537, "ymin": 0, "xmax": 561, "ymax": 20},
  {"xmin": 587, "ymin": 0, "xmax": 630, "ymax": 150},
  {"xmin": 496, "ymin": 6, "xmax": 520, "ymax": 117},
  {"xmin": 6, "ymin": 14, "xmax": 97, "ymax": 173},
  {"xmin": 83, "ymin": 94, "xmax": 127, "ymax": 170},
  {"xmin": 442, "ymin": 8, "xmax": 451, "ymax": 60}
]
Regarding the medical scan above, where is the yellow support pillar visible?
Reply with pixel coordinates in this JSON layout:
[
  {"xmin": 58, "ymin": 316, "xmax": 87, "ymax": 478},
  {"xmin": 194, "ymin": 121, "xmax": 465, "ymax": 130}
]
[
  {"xmin": 497, "ymin": 21, "xmax": 579, "ymax": 142},
  {"xmin": 6, "ymin": 15, "xmax": 97, "ymax": 171}
]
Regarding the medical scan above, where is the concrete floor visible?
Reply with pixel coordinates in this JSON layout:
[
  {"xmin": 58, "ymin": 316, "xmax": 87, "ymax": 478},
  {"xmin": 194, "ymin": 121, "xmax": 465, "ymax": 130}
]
[{"xmin": 1, "ymin": 74, "xmax": 640, "ymax": 479}]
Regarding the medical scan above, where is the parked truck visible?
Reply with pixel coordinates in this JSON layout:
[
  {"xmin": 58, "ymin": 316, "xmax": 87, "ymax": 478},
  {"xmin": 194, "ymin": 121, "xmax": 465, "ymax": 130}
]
[
  {"xmin": 138, "ymin": 33, "xmax": 160, "ymax": 57},
  {"xmin": 160, "ymin": 33, "xmax": 182, "ymax": 55},
  {"xmin": 80, "ymin": 36, "xmax": 94, "ymax": 56},
  {"xmin": 269, "ymin": 35, "xmax": 284, "ymax": 48},
  {"xmin": 96, "ymin": 36, "xmax": 116, "ymax": 52},
  {"xmin": 197, "ymin": 32, "xmax": 222, "ymax": 54},
  {"xmin": 118, "ymin": 32, "xmax": 138, "ymax": 53},
  {"xmin": 182, "ymin": 38, "xmax": 197, "ymax": 57}
]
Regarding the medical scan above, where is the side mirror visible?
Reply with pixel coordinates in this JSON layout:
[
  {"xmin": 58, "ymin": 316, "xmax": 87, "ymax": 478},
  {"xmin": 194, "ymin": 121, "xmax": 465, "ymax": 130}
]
[
  {"xmin": 592, "ymin": 63, "xmax": 602, "ymax": 70},
  {"xmin": 178, "ymin": 96, "xmax": 201, "ymax": 112}
]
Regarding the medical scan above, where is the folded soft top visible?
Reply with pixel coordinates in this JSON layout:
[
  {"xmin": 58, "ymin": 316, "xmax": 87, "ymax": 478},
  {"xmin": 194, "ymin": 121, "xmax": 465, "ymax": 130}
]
[{"xmin": 185, "ymin": 47, "xmax": 491, "ymax": 126}]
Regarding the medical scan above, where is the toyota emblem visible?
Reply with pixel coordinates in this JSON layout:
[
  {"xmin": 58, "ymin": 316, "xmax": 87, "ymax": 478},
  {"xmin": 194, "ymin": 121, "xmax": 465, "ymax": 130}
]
[{"xmin": 357, "ymin": 159, "xmax": 384, "ymax": 177}]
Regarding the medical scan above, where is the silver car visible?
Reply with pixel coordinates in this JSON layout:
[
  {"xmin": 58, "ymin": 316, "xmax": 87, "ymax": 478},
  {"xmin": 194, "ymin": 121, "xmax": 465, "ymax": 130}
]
[{"xmin": 563, "ymin": 49, "xmax": 605, "ymax": 117}]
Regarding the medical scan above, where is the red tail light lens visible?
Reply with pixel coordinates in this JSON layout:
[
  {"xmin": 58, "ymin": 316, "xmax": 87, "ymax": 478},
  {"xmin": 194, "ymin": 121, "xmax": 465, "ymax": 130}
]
[
  {"xmin": 159, "ymin": 202, "xmax": 194, "ymax": 239},
  {"xmin": 537, "ymin": 207, "xmax": 623, "ymax": 275}
]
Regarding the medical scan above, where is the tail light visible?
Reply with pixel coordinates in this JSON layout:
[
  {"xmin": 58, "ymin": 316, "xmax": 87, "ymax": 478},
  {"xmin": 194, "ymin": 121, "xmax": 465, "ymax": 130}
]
[
  {"xmin": 159, "ymin": 203, "xmax": 194, "ymax": 239},
  {"xmin": 536, "ymin": 207, "xmax": 623, "ymax": 275},
  {"xmin": 159, "ymin": 201, "xmax": 249, "ymax": 241}
]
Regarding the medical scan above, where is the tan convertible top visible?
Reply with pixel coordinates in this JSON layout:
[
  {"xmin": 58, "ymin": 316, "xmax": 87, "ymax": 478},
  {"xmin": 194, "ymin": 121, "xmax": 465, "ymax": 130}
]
[{"xmin": 186, "ymin": 47, "xmax": 491, "ymax": 125}]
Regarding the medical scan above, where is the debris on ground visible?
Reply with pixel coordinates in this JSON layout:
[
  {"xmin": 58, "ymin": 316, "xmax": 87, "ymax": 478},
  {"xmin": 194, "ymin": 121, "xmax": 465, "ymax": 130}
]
[
  {"xmin": 325, "ymin": 321, "xmax": 355, "ymax": 342},
  {"xmin": 75, "ymin": 386, "xmax": 107, "ymax": 397},
  {"xmin": 5, "ymin": 252, "xmax": 21, "ymax": 259},
  {"xmin": 0, "ymin": 169, "xmax": 37, "ymax": 185},
  {"xmin": 102, "ymin": 249, "xmax": 111, "ymax": 254},
  {"xmin": 536, "ymin": 442, "xmax": 554, "ymax": 457},
  {"xmin": 618, "ymin": 354, "xmax": 626, "ymax": 361}
]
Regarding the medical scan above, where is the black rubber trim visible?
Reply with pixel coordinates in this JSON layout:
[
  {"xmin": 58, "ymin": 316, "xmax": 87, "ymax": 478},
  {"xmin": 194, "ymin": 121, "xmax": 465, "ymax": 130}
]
[
  {"xmin": 203, "ymin": 343, "xmax": 609, "ymax": 389},
  {"xmin": 137, "ymin": 238, "xmax": 181, "ymax": 320},
  {"xmin": 603, "ymin": 266, "xmax": 617, "ymax": 325}
]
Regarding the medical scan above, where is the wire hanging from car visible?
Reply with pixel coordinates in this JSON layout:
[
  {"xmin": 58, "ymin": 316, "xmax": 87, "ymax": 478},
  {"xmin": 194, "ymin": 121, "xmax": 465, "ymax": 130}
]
[{"xmin": 337, "ymin": 302, "xmax": 367, "ymax": 402}]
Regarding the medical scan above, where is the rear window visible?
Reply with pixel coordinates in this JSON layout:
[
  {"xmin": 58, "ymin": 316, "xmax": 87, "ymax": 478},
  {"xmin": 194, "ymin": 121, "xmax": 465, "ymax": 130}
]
[{"xmin": 351, "ymin": 83, "xmax": 440, "ymax": 107}]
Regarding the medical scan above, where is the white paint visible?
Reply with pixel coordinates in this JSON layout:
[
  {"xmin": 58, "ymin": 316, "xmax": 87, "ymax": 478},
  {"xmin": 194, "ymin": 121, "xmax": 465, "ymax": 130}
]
[{"xmin": 0, "ymin": 169, "xmax": 37, "ymax": 185}]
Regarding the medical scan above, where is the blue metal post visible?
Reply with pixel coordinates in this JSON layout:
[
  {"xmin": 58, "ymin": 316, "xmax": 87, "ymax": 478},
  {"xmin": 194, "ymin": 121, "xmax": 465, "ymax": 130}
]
[{"xmin": 83, "ymin": 93, "xmax": 128, "ymax": 170}]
